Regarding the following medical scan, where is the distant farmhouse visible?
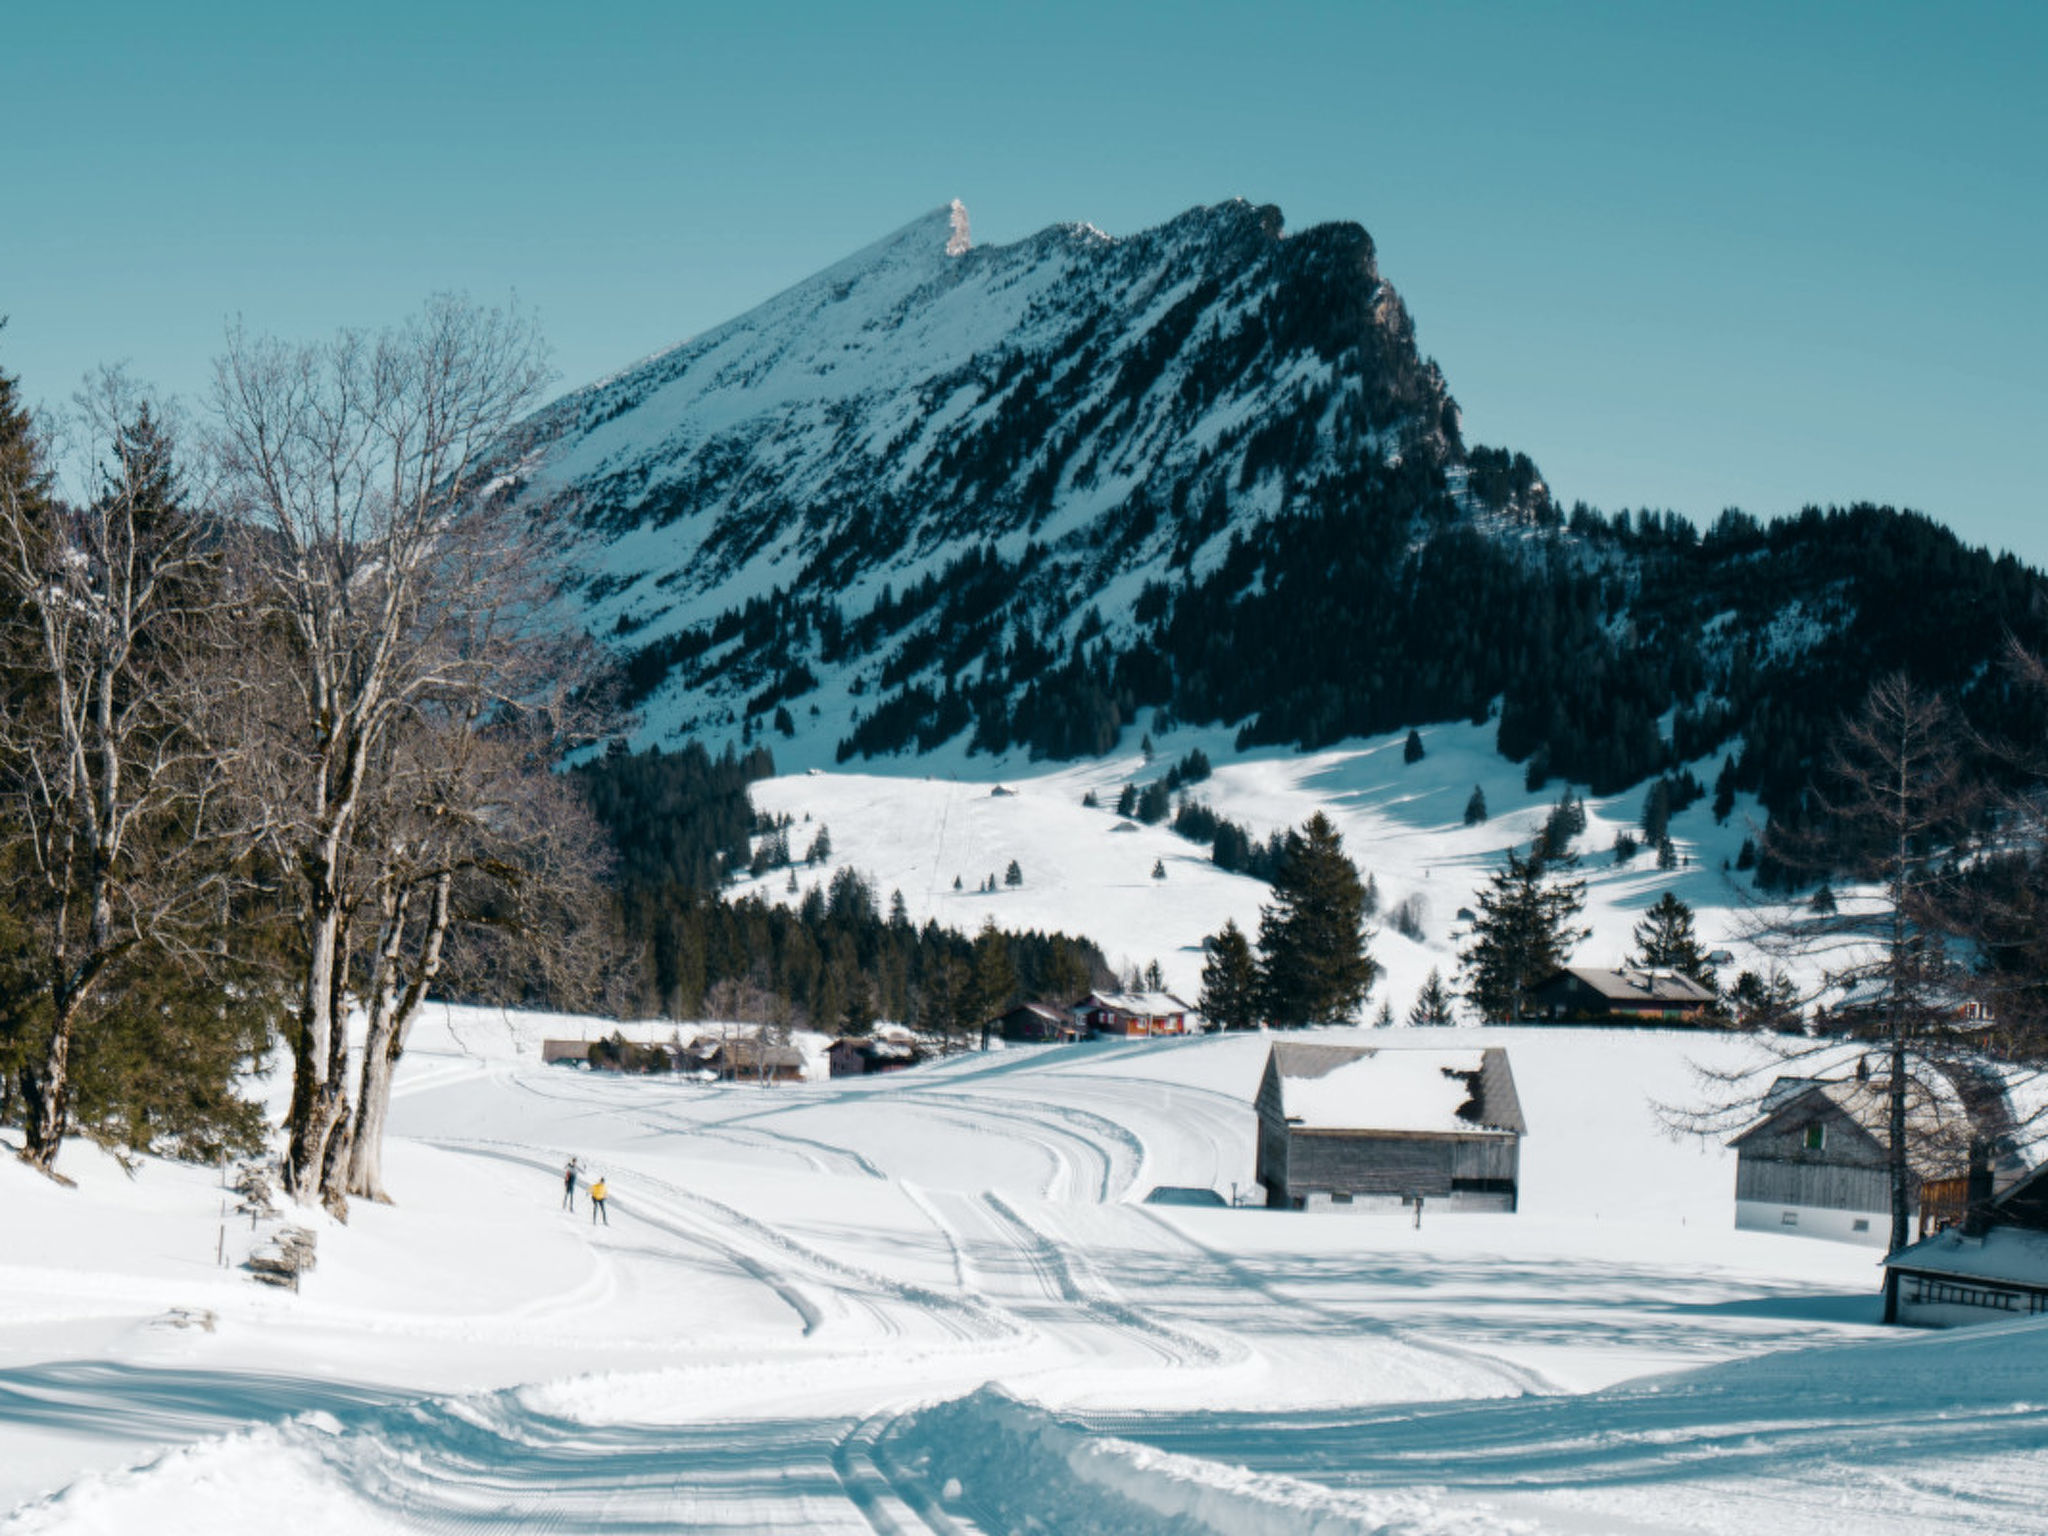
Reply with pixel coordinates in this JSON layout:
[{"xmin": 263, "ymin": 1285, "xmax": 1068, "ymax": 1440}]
[
  {"xmin": 1527, "ymin": 966, "xmax": 1717, "ymax": 1025},
  {"xmin": 997, "ymin": 1002, "xmax": 1088, "ymax": 1044},
  {"xmin": 1076, "ymin": 990, "xmax": 1195, "ymax": 1038},
  {"xmin": 1884, "ymin": 1160, "xmax": 2048, "ymax": 1326},
  {"xmin": 1255, "ymin": 1043, "xmax": 1526, "ymax": 1213},
  {"xmin": 1729, "ymin": 1075, "xmax": 1988, "ymax": 1245},
  {"xmin": 827, "ymin": 1030, "xmax": 922, "ymax": 1077}
]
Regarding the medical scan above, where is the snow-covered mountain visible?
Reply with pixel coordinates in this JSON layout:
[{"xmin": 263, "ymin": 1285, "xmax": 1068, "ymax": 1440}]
[
  {"xmin": 511, "ymin": 198, "xmax": 1490, "ymax": 762},
  {"xmin": 508, "ymin": 199, "xmax": 2048, "ymax": 822}
]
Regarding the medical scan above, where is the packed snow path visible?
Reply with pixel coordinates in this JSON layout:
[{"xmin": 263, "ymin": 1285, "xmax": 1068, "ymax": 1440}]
[{"xmin": 4, "ymin": 1007, "xmax": 2045, "ymax": 1534}]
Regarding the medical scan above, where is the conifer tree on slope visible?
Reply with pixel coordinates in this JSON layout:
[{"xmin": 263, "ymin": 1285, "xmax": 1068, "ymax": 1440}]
[
  {"xmin": 1198, "ymin": 918, "xmax": 1260, "ymax": 1029},
  {"xmin": 1408, "ymin": 967, "xmax": 1457, "ymax": 1026},
  {"xmin": 1459, "ymin": 846, "xmax": 1588, "ymax": 1022},
  {"xmin": 1256, "ymin": 812, "xmax": 1378, "ymax": 1025},
  {"xmin": 1631, "ymin": 891, "xmax": 1716, "ymax": 989}
]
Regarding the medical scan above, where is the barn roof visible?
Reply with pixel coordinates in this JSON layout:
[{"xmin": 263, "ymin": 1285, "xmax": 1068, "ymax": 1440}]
[
  {"xmin": 1082, "ymin": 990, "xmax": 1190, "ymax": 1018},
  {"xmin": 1265, "ymin": 1043, "xmax": 1525, "ymax": 1136},
  {"xmin": 1730, "ymin": 1074, "xmax": 1973, "ymax": 1174},
  {"xmin": 1557, "ymin": 966, "xmax": 1717, "ymax": 1004},
  {"xmin": 1884, "ymin": 1225, "xmax": 2048, "ymax": 1289}
]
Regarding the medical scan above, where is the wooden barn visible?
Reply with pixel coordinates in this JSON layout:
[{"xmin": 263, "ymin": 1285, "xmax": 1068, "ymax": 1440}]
[
  {"xmin": 997, "ymin": 1002, "xmax": 1087, "ymax": 1043},
  {"xmin": 541, "ymin": 1039, "xmax": 592, "ymax": 1067},
  {"xmin": 1883, "ymin": 1160, "xmax": 2048, "ymax": 1327},
  {"xmin": 1729, "ymin": 1075, "xmax": 1971, "ymax": 1245},
  {"xmin": 1526, "ymin": 966, "xmax": 1717, "ymax": 1025},
  {"xmin": 1077, "ymin": 990, "xmax": 1194, "ymax": 1037},
  {"xmin": 719, "ymin": 1039, "xmax": 806, "ymax": 1084},
  {"xmin": 1254, "ymin": 1042, "xmax": 1526, "ymax": 1213}
]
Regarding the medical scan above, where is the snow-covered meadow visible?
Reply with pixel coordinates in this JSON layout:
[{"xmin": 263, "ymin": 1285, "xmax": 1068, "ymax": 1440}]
[{"xmin": 6, "ymin": 999, "xmax": 2045, "ymax": 1534}]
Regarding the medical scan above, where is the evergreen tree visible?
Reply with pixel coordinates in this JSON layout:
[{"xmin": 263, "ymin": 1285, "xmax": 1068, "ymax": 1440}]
[
  {"xmin": 1612, "ymin": 830, "xmax": 1638, "ymax": 865},
  {"xmin": 1004, "ymin": 859, "xmax": 1023, "ymax": 887},
  {"xmin": 1151, "ymin": 857, "xmax": 1167, "ymax": 879},
  {"xmin": 1458, "ymin": 846, "xmax": 1588, "ymax": 1021},
  {"xmin": 1115, "ymin": 782, "xmax": 1137, "ymax": 817},
  {"xmin": 1712, "ymin": 756, "xmax": 1736, "ymax": 823},
  {"xmin": 1403, "ymin": 728, "xmax": 1425, "ymax": 764},
  {"xmin": 806, "ymin": 825, "xmax": 832, "ymax": 866},
  {"xmin": 1256, "ymin": 812, "xmax": 1379, "ymax": 1025},
  {"xmin": 1144, "ymin": 958, "xmax": 1165, "ymax": 991},
  {"xmin": 889, "ymin": 889, "xmax": 911, "ymax": 928},
  {"xmin": 1197, "ymin": 919, "xmax": 1260, "ymax": 1029},
  {"xmin": 1641, "ymin": 779, "xmax": 1672, "ymax": 845},
  {"xmin": 1631, "ymin": 892, "xmax": 1716, "ymax": 988},
  {"xmin": 969, "ymin": 919, "xmax": 1017, "ymax": 1049},
  {"xmin": 1372, "ymin": 998, "xmax": 1395, "ymax": 1027},
  {"xmin": 1463, "ymin": 785, "xmax": 1488, "ymax": 825},
  {"xmin": 1407, "ymin": 967, "xmax": 1457, "ymax": 1026},
  {"xmin": 1656, "ymin": 834, "xmax": 1677, "ymax": 870}
]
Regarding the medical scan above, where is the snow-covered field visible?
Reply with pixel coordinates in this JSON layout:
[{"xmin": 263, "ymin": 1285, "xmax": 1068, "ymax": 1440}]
[
  {"xmin": 7, "ymin": 1003, "xmax": 2046, "ymax": 1534},
  {"xmin": 738, "ymin": 717, "xmax": 1772, "ymax": 1008}
]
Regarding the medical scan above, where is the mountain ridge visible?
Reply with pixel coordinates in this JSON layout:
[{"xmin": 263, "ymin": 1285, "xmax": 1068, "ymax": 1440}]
[{"xmin": 503, "ymin": 199, "xmax": 2048, "ymax": 844}]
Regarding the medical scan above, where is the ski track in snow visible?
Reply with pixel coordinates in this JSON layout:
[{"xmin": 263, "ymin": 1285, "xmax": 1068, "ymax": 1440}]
[{"xmin": 6, "ymin": 1004, "xmax": 2047, "ymax": 1535}]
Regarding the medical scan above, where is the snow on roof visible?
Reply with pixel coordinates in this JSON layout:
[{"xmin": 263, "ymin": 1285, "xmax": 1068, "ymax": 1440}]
[
  {"xmin": 1561, "ymin": 966, "xmax": 1717, "ymax": 1004},
  {"xmin": 1084, "ymin": 991, "xmax": 1189, "ymax": 1018},
  {"xmin": 1885, "ymin": 1225, "xmax": 2048, "ymax": 1289},
  {"xmin": 1735, "ymin": 1074, "xmax": 1975, "ymax": 1173},
  {"xmin": 1268, "ymin": 1043, "xmax": 1525, "ymax": 1136}
]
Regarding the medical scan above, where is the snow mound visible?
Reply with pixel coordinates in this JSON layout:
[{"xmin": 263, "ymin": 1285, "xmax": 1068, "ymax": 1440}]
[{"xmin": 893, "ymin": 1385, "xmax": 1523, "ymax": 1535}]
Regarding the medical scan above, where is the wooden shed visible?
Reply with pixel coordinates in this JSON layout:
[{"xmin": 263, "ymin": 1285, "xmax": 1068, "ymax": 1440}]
[
  {"xmin": 1527, "ymin": 966, "xmax": 1717, "ymax": 1025},
  {"xmin": 997, "ymin": 1002, "xmax": 1087, "ymax": 1043},
  {"xmin": 1883, "ymin": 1161, "xmax": 2048, "ymax": 1327},
  {"xmin": 1729, "ymin": 1076, "xmax": 1969, "ymax": 1245},
  {"xmin": 1254, "ymin": 1042, "xmax": 1526, "ymax": 1213}
]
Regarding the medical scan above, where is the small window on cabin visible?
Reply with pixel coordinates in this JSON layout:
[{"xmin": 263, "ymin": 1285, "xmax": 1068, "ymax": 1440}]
[
  {"xmin": 1781, "ymin": 1211, "xmax": 1799, "ymax": 1226},
  {"xmin": 1804, "ymin": 1123, "xmax": 1826, "ymax": 1151},
  {"xmin": 1852, "ymin": 1218, "xmax": 1870, "ymax": 1232}
]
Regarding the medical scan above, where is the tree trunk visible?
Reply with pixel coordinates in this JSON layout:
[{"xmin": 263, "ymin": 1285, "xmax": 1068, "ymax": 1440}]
[
  {"xmin": 285, "ymin": 888, "xmax": 344, "ymax": 1200},
  {"xmin": 18, "ymin": 1010, "xmax": 75, "ymax": 1170},
  {"xmin": 1885, "ymin": 1034, "xmax": 1910, "ymax": 1323},
  {"xmin": 347, "ymin": 872, "xmax": 452, "ymax": 1202}
]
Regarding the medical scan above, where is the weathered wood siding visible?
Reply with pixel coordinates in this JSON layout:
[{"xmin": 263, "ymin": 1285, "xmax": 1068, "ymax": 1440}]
[
  {"xmin": 1280, "ymin": 1130, "xmax": 1518, "ymax": 1201},
  {"xmin": 1735, "ymin": 1156, "xmax": 1896, "ymax": 1214}
]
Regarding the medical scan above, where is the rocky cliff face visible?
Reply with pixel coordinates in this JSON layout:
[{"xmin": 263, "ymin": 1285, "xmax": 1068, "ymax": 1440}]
[{"xmin": 510, "ymin": 199, "xmax": 1497, "ymax": 756}]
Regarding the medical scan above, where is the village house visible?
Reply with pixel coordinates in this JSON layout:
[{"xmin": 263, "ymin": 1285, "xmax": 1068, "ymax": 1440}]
[
  {"xmin": 1883, "ymin": 1160, "xmax": 2048, "ymax": 1327},
  {"xmin": 996, "ymin": 1001, "xmax": 1088, "ymax": 1043},
  {"xmin": 1254, "ymin": 1042, "xmax": 1526, "ymax": 1213},
  {"xmin": 1526, "ymin": 966, "xmax": 1718, "ymax": 1025},
  {"xmin": 719, "ymin": 1038, "xmax": 806, "ymax": 1084},
  {"xmin": 1075, "ymin": 990, "xmax": 1195, "ymax": 1038},
  {"xmin": 827, "ymin": 1033, "xmax": 923, "ymax": 1077},
  {"xmin": 1728, "ymin": 1075, "xmax": 1978, "ymax": 1245}
]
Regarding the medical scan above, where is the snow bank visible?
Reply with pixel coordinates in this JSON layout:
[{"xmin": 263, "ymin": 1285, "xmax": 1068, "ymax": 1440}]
[{"xmin": 893, "ymin": 1386, "xmax": 1525, "ymax": 1535}]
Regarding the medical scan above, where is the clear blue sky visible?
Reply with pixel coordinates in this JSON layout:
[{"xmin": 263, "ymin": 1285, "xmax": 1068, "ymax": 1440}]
[{"xmin": 4, "ymin": 1, "xmax": 2043, "ymax": 559}]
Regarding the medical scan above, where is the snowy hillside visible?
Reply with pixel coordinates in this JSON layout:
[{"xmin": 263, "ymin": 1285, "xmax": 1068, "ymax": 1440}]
[
  {"xmin": 731, "ymin": 717, "xmax": 1769, "ymax": 1008},
  {"xmin": 6, "ymin": 1003, "xmax": 2044, "ymax": 1534}
]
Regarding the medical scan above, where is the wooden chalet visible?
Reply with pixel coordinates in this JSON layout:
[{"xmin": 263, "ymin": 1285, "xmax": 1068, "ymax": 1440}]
[
  {"xmin": 1729, "ymin": 1075, "xmax": 1975, "ymax": 1246},
  {"xmin": 1884, "ymin": 1160, "xmax": 2048, "ymax": 1327},
  {"xmin": 541, "ymin": 1039, "xmax": 592, "ymax": 1067},
  {"xmin": 1077, "ymin": 990, "xmax": 1194, "ymax": 1038},
  {"xmin": 719, "ymin": 1039, "xmax": 806, "ymax": 1084},
  {"xmin": 997, "ymin": 1002, "xmax": 1087, "ymax": 1043},
  {"xmin": 1526, "ymin": 966, "xmax": 1717, "ymax": 1025},
  {"xmin": 1254, "ymin": 1042, "xmax": 1526, "ymax": 1213},
  {"xmin": 827, "ymin": 1035, "xmax": 922, "ymax": 1077}
]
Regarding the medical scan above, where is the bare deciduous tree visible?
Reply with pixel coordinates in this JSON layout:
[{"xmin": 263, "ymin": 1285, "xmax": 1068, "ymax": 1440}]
[
  {"xmin": 1669, "ymin": 674, "xmax": 2042, "ymax": 1320},
  {"xmin": 210, "ymin": 295, "xmax": 556, "ymax": 1205}
]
